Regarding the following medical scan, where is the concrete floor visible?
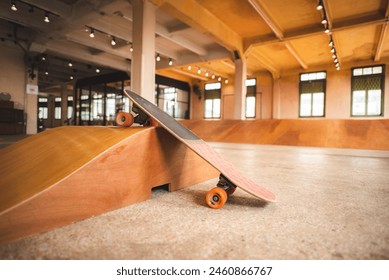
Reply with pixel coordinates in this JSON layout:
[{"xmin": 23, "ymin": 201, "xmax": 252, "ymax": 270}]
[{"xmin": 0, "ymin": 142, "xmax": 388, "ymax": 259}]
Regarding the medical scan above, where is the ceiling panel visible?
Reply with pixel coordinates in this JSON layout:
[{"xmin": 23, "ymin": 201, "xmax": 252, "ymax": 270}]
[{"xmin": 328, "ymin": 0, "xmax": 387, "ymax": 22}]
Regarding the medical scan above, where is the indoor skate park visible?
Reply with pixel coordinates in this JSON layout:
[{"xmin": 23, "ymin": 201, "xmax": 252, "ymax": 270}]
[{"xmin": 0, "ymin": 0, "xmax": 389, "ymax": 261}]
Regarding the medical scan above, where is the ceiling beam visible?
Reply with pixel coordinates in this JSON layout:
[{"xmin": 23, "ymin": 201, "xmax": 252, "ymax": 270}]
[
  {"xmin": 374, "ymin": 5, "xmax": 389, "ymax": 62},
  {"xmin": 155, "ymin": 24, "xmax": 208, "ymax": 56},
  {"xmin": 169, "ymin": 68, "xmax": 208, "ymax": 81},
  {"xmin": 250, "ymin": 51, "xmax": 280, "ymax": 79},
  {"xmin": 247, "ymin": 0, "xmax": 307, "ymax": 70},
  {"xmin": 149, "ymin": 0, "xmax": 243, "ymax": 55},
  {"xmin": 20, "ymin": 0, "xmax": 72, "ymax": 18}
]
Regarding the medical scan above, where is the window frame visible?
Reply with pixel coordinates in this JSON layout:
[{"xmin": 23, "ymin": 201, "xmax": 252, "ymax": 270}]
[
  {"xmin": 298, "ymin": 71, "xmax": 327, "ymax": 118},
  {"xmin": 350, "ymin": 65, "xmax": 385, "ymax": 117},
  {"xmin": 204, "ymin": 82, "xmax": 221, "ymax": 119}
]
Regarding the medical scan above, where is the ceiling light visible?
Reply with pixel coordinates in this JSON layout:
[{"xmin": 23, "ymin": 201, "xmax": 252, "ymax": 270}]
[
  {"xmin": 197, "ymin": 68, "xmax": 201, "ymax": 74},
  {"xmin": 187, "ymin": 65, "xmax": 192, "ymax": 70},
  {"xmin": 41, "ymin": 54, "xmax": 46, "ymax": 61},
  {"xmin": 89, "ymin": 29, "xmax": 95, "ymax": 38},
  {"xmin": 96, "ymin": 68, "xmax": 100, "ymax": 73},
  {"xmin": 156, "ymin": 54, "xmax": 161, "ymax": 62},
  {"xmin": 168, "ymin": 58, "xmax": 173, "ymax": 66},
  {"xmin": 316, "ymin": 1, "xmax": 323, "ymax": 10},
  {"xmin": 329, "ymin": 40, "xmax": 334, "ymax": 47},
  {"xmin": 70, "ymin": 75, "xmax": 74, "ymax": 80},
  {"xmin": 205, "ymin": 71, "xmax": 209, "ymax": 77},
  {"xmin": 330, "ymin": 47, "xmax": 335, "ymax": 53},
  {"xmin": 111, "ymin": 37, "xmax": 116, "ymax": 46},
  {"xmin": 45, "ymin": 71, "xmax": 49, "ymax": 75},
  {"xmin": 211, "ymin": 74, "xmax": 215, "ymax": 79},
  {"xmin": 334, "ymin": 58, "xmax": 338, "ymax": 63},
  {"xmin": 336, "ymin": 66, "xmax": 340, "ymax": 70},
  {"xmin": 217, "ymin": 76, "xmax": 221, "ymax": 82},
  {"xmin": 44, "ymin": 12, "xmax": 50, "ymax": 23},
  {"xmin": 332, "ymin": 54, "xmax": 337, "ymax": 59},
  {"xmin": 11, "ymin": 1, "xmax": 17, "ymax": 11},
  {"xmin": 68, "ymin": 61, "xmax": 73, "ymax": 67},
  {"xmin": 321, "ymin": 16, "xmax": 327, "ymax": 25},
  {"xmin": 324, "ymin": 27, "xmax": 331, "ymax": 34},
  {"xmin": 335, "ymin": 62, "xmax": 340, "ymax": 68},
  {"xmin": 130, "ymin": 44, "xmax": 133, "ymax": 52},
  {"xmin": 225, "ymin": 79, "xmax": 229, "ymax": 84}
]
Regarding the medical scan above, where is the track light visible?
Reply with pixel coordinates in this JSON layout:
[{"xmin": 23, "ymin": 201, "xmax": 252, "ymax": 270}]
[
  {"xmin": 316, "ymin": 0, "xmax": 323, "ymax": 10},
  {"xmin": 156, "ymin": 54, "xmax": 161, "ymax": 62},
  {"xmin": 205, "ymin": 71, "xmax": 209, "ymax": 77},
  {"xmin": 330, "ymin": 47, "xmax": 335, "ymax": 53},
  {"xmin": 44, "ymin": 12, "xmax": 50, "ymax": 23},
  {"xmin": 332, "ymin": 54, "xmax": 337, "ymax": 59},
  {"xmin": 11, "ymin": 1, "xmax": 17, "ymax": 11},
  {"xmin": 324, "ymin": 25, "xmax": 331, "ymax": 34},
  {"xmin": 329, "ymin": 39, "xmax": 334, "ymax": 47},
  {"xmin": 168, "ymin": 58, "xmax": 173, "ymax": 66},
  {"xmin": 41, "ymin": 54, "xmax": 46, "ymax": 61},
  {"xmin": 225, "ymin": 79, "xmax": 229, "ymax": 84},
  {"xmin": 211, "ymin": 74, "xmax": 215, "ymax": 79},
  {"xmin": 218, "ymin": 76, "xmax": 222, "ymax": 82},
  {"xmin": 111, "ymin": 37, "xmax": 116, "ymax": 46},
  {"xmin": 321, "ymin": 16, "xmax": 327, "ymax": 25},
  {"xmin": 68, "ymin": 61, "xmax": 73, "ymax": 67},
  {"xmin": 89, "ymin": 29, "xmax": 95, "ymax": 38},
  {"xmin": 96, "ymin": 68, "xmax": 100, "ymax": 73},
  {"xmin": 197, "ymin": 68, "xmax": 201, "ymax": 74},
  {"xmin": 187, "ymin": 65, "xmax": 192, "ymax": 70},
  {"xmin": 130, "ymin": 44, "xmax": 133, "ymax": 52}
]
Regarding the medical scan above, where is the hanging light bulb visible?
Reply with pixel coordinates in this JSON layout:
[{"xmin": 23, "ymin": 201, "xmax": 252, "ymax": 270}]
[
  {"xmin": 68, "ymin": 61, "xmax": 73, "ymax": 67},
  {"xmin": 111, "ymin": 37, "xmax": 116, "ymax": 46},
  {"xmin": 89, "ymin": 29, "xmax": 95, "ymax": 38},
  {"xmin": 217, "ymin": 76, "xmax": 222, "ymax": 82},
  {"xmin": 44, "ymin": 12, "xmax": 50, "ymax": 23},
  {"xmin": 156, "ymin": 54, "xmax": 161, "ymax": 62},
  {"xmin": 211, "ymin": 74, "xmax": 215, "ymax": 79},
  {"xmin": 168, "ymin": 58, "xmax": 173, "ymax": 66},
  {"xmin": 96, "ymin": 68, "xmax": 100, "ymax": 73}
]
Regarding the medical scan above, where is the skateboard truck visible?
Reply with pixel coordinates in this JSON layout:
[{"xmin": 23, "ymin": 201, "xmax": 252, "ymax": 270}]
[
  {"xmin": 132, "ymin": 105, "xmax": 151, "ymax": 126},
  {"xmin": 205, "ymin": 174, "xmax": 237, "ymax": 209}
]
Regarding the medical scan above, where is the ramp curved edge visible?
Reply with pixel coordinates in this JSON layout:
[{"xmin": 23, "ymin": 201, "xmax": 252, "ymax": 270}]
[{"xmin": 0, "ymin": 126, "xmax": 218, "ymax": 244}]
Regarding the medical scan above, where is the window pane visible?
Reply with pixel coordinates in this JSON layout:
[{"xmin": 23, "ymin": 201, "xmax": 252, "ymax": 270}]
[
  {"xmin": 300, "ymin": 74, "xmax": 309, "ymax": 81},
  {"xmin": 300, "ymin": 93, "xmax": 312, "ymax": 116},
  {"xmin": 55, "ymin": 107, "xmax": 61, "ymax": 119},
  {"xmin": 316, "ymin": 72, "xmax": 326, "ymax": 80},
  {"xmin": 308, "ymin": 73, "xmax": 316, "ymax": 80},
  {"xmin": 353, "ymin": 68, "xmax": 363, "ymax": 76},
  {"xmin": 367, "ymin": 90, "xmax": 381, "ymax": 115},
  {"xmin": 204, "ymin": 99, "xmax": 213, "ymax": 118},
  {"xmin": 205, "ymin": 82, "xmax": 221, "ymax": 90},
  {"xmin": 363, "ymin": 67, "xmax": 372, "ymax": 75},
  {"xmin": 352, "ymin": 90, "xmax": 366, "ymax": 116},
  {"xmin": 372, "ymin": 66, "xmax": 382, "ymax": 74},
  {"xmin": 246, "ymin": 96, "xmax": 256, "ymax": 118},
  {"xmin": 213, "ymin": 99, "xmax": 221, "ymax": 118},
  {"xmin": 312, "ymin": 92, "xmax": 324, "ymax": 116},
  {"xmin": 245, "ymin": 78, "xmax": 256, "ymax": 86}
]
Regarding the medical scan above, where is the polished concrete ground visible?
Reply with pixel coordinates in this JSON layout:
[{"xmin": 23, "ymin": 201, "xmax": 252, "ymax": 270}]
[{"xmin": 0, "ymin": 141, "xmax": 388, "ymax": 259}]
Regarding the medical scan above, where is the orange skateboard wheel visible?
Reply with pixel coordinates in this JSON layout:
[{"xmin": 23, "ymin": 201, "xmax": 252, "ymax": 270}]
[
  {"xmin": 116, "ymin": 112, "xmax": 134, "ymax": 127},
  {"xmin": 205, "ymin": 187, "xmax": 228, "ymax": 209}
]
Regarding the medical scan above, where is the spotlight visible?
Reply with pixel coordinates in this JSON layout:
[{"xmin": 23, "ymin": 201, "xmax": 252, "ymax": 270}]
[
  {"xmin": 89, "ymin": 29, "xmax": 95, "ymax": 38},
  {"xmin": 329, "ymin": 40, "xmax": 334, "ymax": 47},
  {"xmin": 168, "ymin": 58, "xmax": 173, "ymax": 66},
  {"xmin": 217, "ymin": 76, "xmax": 221, "ymax": 82},
  {"xmin": 321, "ymin": 16, "xmax": 327, "ymax": 25},
  {"xmin": 96, "ymin": 68, "xmax": 100, "ymax": 73},
  {"xmin": 68, "ymin": 61, "xmax": 73, "ymax": 67},
  {"xmin": 111, "ymin": 37, "xmax": 116, "ymax": 46},
  {"xmin": 225, "ymin": 79, "xmax": 229, "ymax": 84},
  {"xmin": 156, "ymin": 54, "xmax": 161, "ymax": 62},
  {"xmin": 211, "ymin": 74, "xmax": 215, "ymax": 79},
  {"xmin": 197, "ymin": 68, "xmax": 201, "ymax": 74},
  {"xmin": 330, "ymin": 47, "xmax": 335, "ymax": 53},
  {"xmin": 130, "ymin": 44, "xmax": 133, "ymax": 52},
  {"xmin": 187, "ymin": 65, "xmax": 192, "ymax": 70},
  {"xmin": 11, "ymin": 1, "xmax": 17, "ymax": 11},
  {"xmin": 316, "ymin": 0, "xmax": 323, "ymax": 10},
  {"xmin": 41, "ymin": 54, "xmax": 46, "ymax": 61},
  {"xmin": 44, "ymin": 12, "xmax": 50, "ymax": 23}
]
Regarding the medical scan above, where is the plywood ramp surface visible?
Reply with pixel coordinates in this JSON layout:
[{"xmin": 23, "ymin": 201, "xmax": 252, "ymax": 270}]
[
  {"xmin": 0, "ymin": 126, "xmax": 217, "ymax": 244},
  {"xmin": 181, "ymin": 119, "xmax": 389, "ymax": 150}
]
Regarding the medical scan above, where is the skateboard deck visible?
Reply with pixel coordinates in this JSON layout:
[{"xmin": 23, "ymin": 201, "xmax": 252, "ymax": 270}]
[{"xmin": 118, "ymin": 89, "xmax": 277, "ymax": 208}]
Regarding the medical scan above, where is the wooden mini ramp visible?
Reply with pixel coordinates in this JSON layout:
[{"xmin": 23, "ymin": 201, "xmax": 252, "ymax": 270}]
[{"xmin": 0, "ymin": 126, "xmax": 217, "ymax": 244}]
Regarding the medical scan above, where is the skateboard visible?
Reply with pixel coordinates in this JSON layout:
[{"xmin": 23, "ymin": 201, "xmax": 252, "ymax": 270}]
[{"xmin": 116, "ymin": 89, "xmax": 277, "ymax": 208}]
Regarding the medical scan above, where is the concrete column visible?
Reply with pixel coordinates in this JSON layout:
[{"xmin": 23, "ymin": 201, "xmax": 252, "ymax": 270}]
[
  {"xmin": 131, "ymin": 0, "xmax": 156, "ymax": 103},
  {"xmin": 25, "ymin": 70, "xmax": 38, "ymax": 135},
  {"xmin": 272, "ymin": 78, "xmax": 281, "ymax": 119},
  {"xmin": 233, "ymin": 58, "xmax": 247, "ymax": 120},
  {"xmin": 61, "ymin": 84, "xmax": 68, "ymax": 125}
]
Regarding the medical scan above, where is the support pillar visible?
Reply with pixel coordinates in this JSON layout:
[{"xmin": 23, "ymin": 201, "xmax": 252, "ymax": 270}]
[
  {"xmin": 25, "ymin": 70, "xmax": 38, "ymax": 135},
  {"xmin": 233, "ymin": 58, "xmax": 247, "ymax": 120},
  {"xmin": 131, "ymin": 0, "xmax": 156, "ymax": 102}
]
